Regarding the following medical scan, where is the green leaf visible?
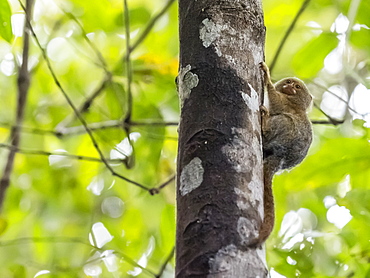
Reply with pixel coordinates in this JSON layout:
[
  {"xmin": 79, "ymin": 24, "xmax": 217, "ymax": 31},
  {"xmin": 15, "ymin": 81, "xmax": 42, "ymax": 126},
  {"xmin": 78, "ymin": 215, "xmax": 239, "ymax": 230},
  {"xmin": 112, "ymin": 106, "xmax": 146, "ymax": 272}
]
[
  {"xmin": 160, "ymin": 205, "xmax": 175, "ymax": 251},
  {"xmin": 276, "ymin": 137, "xmax": 370, "ymax": 191},
  {"xmin": 357, "ymin": 0, "xmax": 370, "ymax": 27},
  {"xmin": 292, "ymin": 32, "xmax": 338, "ymax": 78},
  {"xmin": 0, "ymin": 216, "xmax": 8, "ymax": 235},
  {"xmin": 0, "ymin": 0, "xmax": 12, "ymax": 43},
  {"xmin": 351, "ymin": 27, "xmax": 370, "ymax": 52}
]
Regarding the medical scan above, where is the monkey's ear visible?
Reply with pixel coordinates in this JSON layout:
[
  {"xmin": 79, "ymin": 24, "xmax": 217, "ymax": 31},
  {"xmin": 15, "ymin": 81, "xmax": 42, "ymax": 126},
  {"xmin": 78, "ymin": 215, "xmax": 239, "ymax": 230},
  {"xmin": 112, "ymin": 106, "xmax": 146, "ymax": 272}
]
[{"xmin": 306, "ymin": 94, "xmax": 314, "ymax": 111}]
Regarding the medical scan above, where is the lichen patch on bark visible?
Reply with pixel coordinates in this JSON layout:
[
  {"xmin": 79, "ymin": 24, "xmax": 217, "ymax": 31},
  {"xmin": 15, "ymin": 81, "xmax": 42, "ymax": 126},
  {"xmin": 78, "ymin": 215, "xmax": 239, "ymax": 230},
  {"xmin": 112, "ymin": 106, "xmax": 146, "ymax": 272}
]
[
  {"xmin": 199, "ymin": 18, "xmax": 222, "ymax": 48},
  {"xmin": 178, "ymin": 65, "xmax": 199, "ymax": 107},
  {"xmin": 242, "ymin": 84, "xmax": 259, "ymax": 113},
  {"xmin": 237, "ymin": 217, "xmax": 257, "ymax": 244},
  {"xmin": 208, "ymin": 244, "xmax": 238, "ymax": 273},
  {"xmin": 179, "ymin": 157, "xmax": 204, "ymax": 196},
  {"xmin": 208, "ymin": 244, "xmax": 267, "ymax": 277}
]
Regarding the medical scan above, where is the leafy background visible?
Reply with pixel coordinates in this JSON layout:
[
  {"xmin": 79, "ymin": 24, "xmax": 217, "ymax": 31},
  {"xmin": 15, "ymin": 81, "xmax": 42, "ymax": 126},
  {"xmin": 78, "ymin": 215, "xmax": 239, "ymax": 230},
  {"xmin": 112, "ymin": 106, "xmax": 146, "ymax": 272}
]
[{"xmin": 0, "ymin": 0, "xmax": 369, "ymax": 277}]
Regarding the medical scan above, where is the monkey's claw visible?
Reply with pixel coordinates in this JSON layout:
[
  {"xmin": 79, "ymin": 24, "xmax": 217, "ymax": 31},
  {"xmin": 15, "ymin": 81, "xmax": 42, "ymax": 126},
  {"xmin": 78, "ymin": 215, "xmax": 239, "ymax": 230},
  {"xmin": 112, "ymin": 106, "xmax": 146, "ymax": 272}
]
[
  {"xmin": 259, "ymin": 62, "xmax": 269, "ymax": 74},
  {"xmin": 260, "ymin": 105, "xmax": 269, "ymax": 116}
]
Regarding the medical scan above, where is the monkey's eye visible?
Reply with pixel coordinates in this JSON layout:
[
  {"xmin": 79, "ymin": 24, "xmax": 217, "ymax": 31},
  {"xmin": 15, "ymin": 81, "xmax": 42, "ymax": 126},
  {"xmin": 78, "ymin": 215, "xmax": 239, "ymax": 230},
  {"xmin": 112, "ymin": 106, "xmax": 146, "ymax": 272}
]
[
  {"xmin": 286, "ymin": 80, "xmax": 292, "ymax": 84},
  {"xmin": 295, "ymin": 84, "xmax": 301, "ymax": 89}
]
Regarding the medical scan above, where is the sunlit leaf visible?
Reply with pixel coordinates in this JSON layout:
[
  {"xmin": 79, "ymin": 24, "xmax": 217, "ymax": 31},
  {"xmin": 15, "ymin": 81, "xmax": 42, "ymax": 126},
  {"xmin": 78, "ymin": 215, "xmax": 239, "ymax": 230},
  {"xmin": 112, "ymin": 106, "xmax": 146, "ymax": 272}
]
[
  {"xmin": 115, "ymin": 7, "xmax": 151, "ymax": 29},
  {"xmin": 292, "ymin": 32, "xmax": 338, "ymax": 78},
  {"xmin": 277, "ymin": 137, "xmax": 370, "ymax": 191},
  {"xmin": 357, "ymin": 0, "xmax": 370, "ymax": 27},
  {"xmin": 351, "ymin": 27, "xmax": 370, "ymax": 52},
  {"xmin": 160, "ymin": 205, "xmax": 175, "ymax": 251},
  {"xmin": 0, "ymin": 217, "xmax": 8, "ymax": 235},
  {"xmin": 0, "ymin": 0, "xmax": 12, "ymax": 43}
]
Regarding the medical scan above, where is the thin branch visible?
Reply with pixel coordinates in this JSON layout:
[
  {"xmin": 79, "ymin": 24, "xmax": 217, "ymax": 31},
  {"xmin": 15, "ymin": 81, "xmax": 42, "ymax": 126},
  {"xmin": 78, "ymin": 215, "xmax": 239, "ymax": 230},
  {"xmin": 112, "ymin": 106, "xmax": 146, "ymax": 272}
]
[
  {"xmin": 122, "ymin": 0, "xmax": 136, "ymax": 169},
  {"xmin": 55, "ymin": 11, "xmax": 114, "ymax": 133},
  {"xmin": 311, "ymin": 81, "xmax": 365, "ymax": 116},
  {"xmin": 269, "ymin": 0, "xmax": 311, "ymax": 73},
  {"xmin": 56, "ymin": 0, "xmax": 176, "ymax": 131},
  {"xmin": 149, "ymin": 175, "xmax": 175, "ymax": 195},
  {"xmin": 58, "ymin": 120, "xmax": 123, "ymax": 135},
  {"xmin": 58, "ymin": 120, "xmax": 178, "ymax": 136},
  {"xmin": 64, "ymin": 11, "xmax": 109, "ymax": 70},
  {"xmin": 19, "ymin": 3, "xmax": 150, "ymax": 192},
  {"xmin": 311, "ymin": 120, "xmax": 345, "ymax": 125},
  {"xmin": 312, "ymin": 102, "xmax": 345, "ymax": 126},
  {"xmin": 0, "ymin": 120, "xmax": 178, "ymax": 136},
  {"xmin": 345, "ymin": 0, "xmax": 361, "ymax": 42},
  {"xmin": 123, "ymin": 0, "xmax": 133, "ymax": 123},
  {"xmin": 0, "ymin": 144, "xmax": 126, "ymax": 164},
  {"xmin": 0, "ymin": 236, "xmax": 157, "ymax": 276},
  {"xmin": 0, "ymin": 122, "xmax": 58, "ymax": 136},
  {"xmin": 130, "ymin": 0, "xmax": 176, "ymax": 52},
  {"xmin": 55, "ymin": 73, "xmax": 112, "ymax": 133},
  {"xmin": 155, "ymin": 247, "xmax": 175, "ymax": 278},
  {"xmin": 130, "ymin": 121, "xmax": 179, "ymax": 127},
  {"xmin": 0, "ymin": 0, "xmax": 35, "ymax": 211}
]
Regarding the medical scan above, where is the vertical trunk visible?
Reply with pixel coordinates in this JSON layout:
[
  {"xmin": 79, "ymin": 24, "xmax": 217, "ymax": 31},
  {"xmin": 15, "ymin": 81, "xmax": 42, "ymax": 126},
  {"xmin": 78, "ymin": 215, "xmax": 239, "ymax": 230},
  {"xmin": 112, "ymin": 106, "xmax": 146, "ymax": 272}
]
[
  {"xmin": 176, "ymin": 0, "xmax": 267, "ymax": 277},
  {"xmin": 0, "ymin": 0, "xmax": 34, "ymax": 210}
]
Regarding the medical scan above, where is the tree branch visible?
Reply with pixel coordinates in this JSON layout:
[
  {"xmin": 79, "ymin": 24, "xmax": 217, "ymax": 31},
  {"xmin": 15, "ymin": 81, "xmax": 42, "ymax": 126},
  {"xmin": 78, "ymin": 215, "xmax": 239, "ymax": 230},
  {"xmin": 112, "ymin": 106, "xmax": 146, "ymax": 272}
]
[
  {"xmin": 0, "ymin": 236, "xmax": 157, "ymax": 276},
  {"xmin": 55, "ymin": 11, "xmax": 113, "ymax": 133},
  {"xmin": 0, "ymin": 144, "xmax": 126, "ymax": 164},
  {"xmin": 130, "ymin": 0, "xmax": 176, "ymax": 52},
  {"xmin": 55, "ymin": 73, "xmax": 112, "ymax": 134},
  {"xmin": 312, "ymin": 102, "xmax": 345, "ymax": 126},
  {"xmin": 311, "ymin": 81, "xmax": 364, "ymax": 116},
  {"xmin": 122, "ymin": 0, "xmax": 135, "ymax": 169},
  {"xmin": 149, "ymin": 175, "xmax": 175, "ymax": 195},
  {"xmin": 0, "ymin": 120, "xmax": 178, "ymax": 136},
  {"xmin": 155, "ymin": 247, "xmax": 175, "ymax": 278},
  {"xmin": 55, "ymin": 0, "xmax": 176, "ymax": 132},
  {"xmin": 58, "ymin": 120, "xmax": 178, "ymax": 136},
  {"xmin": 269, "ymin": 0, "xmax": 311, "ymax": 73},
  {"xmin": 0, "ymin": 0, "xmax": 35, "ymax": 210},
  {"xmin": 19, "ymin": 2, "xmax": 150, "ymax": 193}
]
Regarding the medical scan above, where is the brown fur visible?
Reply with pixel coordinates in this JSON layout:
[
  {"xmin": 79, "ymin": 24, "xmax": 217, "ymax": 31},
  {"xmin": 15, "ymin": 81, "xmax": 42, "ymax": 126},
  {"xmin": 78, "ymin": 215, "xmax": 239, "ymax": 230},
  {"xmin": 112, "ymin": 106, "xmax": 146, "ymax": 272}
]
[{"xmin": 256, "ymin": 62, "xmax": 313, "ymax": 245}]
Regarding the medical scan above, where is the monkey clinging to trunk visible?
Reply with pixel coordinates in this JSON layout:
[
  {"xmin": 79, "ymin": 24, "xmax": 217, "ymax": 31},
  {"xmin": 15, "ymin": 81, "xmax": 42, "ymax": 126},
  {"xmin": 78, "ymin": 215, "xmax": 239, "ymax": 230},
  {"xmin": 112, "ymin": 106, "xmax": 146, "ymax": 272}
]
[{"xmin": 256, "ymin": 62, "xmax": 313, "ymax": 245}]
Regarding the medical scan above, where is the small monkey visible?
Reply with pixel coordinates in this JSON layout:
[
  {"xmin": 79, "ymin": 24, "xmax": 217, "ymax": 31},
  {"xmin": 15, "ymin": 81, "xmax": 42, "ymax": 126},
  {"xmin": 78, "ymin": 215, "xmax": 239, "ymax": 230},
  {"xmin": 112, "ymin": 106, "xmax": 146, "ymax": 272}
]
[{"xmin": 257, "ymin": 62, "xmax": 313, "ymax": 244}]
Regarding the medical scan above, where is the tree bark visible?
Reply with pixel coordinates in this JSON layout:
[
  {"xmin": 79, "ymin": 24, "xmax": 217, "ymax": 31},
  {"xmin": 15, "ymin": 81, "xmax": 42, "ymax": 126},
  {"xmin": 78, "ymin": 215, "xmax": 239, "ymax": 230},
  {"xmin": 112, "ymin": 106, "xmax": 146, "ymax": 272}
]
[{"xmin": 176, "ymin": 0, "xmax": 267, "ymax": 277}]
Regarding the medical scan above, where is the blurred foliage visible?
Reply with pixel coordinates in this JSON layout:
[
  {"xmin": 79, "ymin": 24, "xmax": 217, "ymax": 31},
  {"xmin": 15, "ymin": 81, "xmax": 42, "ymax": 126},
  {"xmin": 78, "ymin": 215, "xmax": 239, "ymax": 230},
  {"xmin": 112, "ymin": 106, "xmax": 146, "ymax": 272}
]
[
  {"xmin": 0, "ymin": 0, "xmax": 369, "ymax": 277},
  {"xmin": 0, "ymin": 0, "xmax": 12, "ymax": 43}
]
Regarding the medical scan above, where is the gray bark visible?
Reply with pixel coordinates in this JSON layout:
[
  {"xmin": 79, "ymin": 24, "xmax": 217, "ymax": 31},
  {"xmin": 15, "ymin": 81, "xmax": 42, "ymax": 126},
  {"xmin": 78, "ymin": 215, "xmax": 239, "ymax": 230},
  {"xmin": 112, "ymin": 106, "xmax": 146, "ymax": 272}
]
[{"xmin": 176, "ymin": 0, "xmax": 268, "ymax": 277}]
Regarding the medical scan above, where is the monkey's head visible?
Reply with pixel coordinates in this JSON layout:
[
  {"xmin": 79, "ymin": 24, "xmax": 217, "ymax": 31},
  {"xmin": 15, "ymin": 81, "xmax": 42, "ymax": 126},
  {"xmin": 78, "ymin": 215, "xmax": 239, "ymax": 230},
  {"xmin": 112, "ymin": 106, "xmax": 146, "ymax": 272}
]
[{"xmin": 275, "ymin": 77, "xmax": 312, "ymax": 110}]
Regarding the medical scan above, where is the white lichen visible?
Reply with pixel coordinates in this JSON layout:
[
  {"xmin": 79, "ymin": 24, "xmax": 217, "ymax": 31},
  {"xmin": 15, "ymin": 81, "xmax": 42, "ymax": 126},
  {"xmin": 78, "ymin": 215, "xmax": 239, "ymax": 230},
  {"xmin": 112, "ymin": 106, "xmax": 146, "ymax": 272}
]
[
  {"xmin": 208, "ymin": 244, "xmax": 237, "ymax": 273},
  {"xmin": 237, "ymin": 217, "xmax": 257, "ymax": 244},
  {"xmin": 215, "ymin": 47, "xmax": 222, "ymax": 57},
  {"xmin": 241, "ymin": 84, "xmax": 259, "ymax": 112},
  {"xmin": 209, "ymin": 244, "xmax": 267, "ymax": 275},
  {"xmin": 177, "ymin": 65, "xmax": 199, "ymax": 107},
  {"xmin": 199, "ymin": 18, "xmax": 222, "ymax": 48},
  {"xmin": 221, "ymin": 127, "xmax": 262, "ymax": 174},
  {"xmin": 179, "ymin": 157, "xmax": 204, "ymax": 196},
  {"xmin": 241, "ymin": 85, "xmax": 261, "ymax": 135},
  {"xmin": 221, "ymin": 133, "xmax": 246, "ymax": 173},
  {"xmin": 222, "ymin": 126, "xmax": 263, "ymax": 217},
  {"xmin": 234, "ymin": 187, "xmax": 250, "ymax": 211}
]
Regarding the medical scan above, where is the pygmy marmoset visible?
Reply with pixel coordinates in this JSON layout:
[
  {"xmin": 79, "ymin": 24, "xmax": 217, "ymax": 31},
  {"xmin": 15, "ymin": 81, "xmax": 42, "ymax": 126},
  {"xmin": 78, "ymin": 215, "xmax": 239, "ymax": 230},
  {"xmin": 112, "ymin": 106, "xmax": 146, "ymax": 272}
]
[{"xmin": 257, "ymin": 62, "xmax": 313, "ymax": 244}]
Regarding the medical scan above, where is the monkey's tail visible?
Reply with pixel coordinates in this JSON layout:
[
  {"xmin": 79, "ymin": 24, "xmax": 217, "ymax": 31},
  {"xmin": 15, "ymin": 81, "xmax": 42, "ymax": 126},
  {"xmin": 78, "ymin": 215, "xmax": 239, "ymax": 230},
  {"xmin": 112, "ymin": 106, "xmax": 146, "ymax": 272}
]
[
  {"xmin": 254, "ymin": 159, "xmax": 280, "ymax": 245},
  {"xmin": 258, "ymin": 166, "xmax": 275, "ymax": 243}
]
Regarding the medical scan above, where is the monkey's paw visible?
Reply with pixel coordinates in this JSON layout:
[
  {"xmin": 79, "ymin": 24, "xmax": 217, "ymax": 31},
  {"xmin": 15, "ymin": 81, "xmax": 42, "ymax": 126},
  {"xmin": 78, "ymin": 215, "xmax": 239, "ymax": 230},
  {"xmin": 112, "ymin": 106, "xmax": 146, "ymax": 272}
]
[
  {"xmin": 260, "ymin": 105, "xmax": 269, "ymax": 116},
  {"xmin": 259, "ymin": 62, "xmax": 269, "ymax": 75}
]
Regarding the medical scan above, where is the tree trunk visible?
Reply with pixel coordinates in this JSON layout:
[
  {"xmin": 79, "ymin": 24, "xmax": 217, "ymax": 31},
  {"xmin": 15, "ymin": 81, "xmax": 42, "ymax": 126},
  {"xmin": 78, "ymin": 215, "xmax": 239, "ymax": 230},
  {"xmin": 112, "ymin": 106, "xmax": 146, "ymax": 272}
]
[{"xmin": 176, "ymin": 0, "xmax": 267, "ymax": 277}]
